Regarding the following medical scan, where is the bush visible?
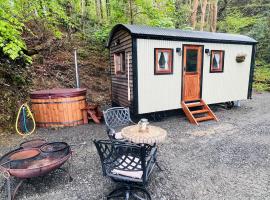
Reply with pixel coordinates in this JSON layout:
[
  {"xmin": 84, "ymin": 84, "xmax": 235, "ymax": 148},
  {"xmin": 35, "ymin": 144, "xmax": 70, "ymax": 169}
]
[{"xmin": 253, "ymin": 61, "xmax": 270, "ymax": 92}]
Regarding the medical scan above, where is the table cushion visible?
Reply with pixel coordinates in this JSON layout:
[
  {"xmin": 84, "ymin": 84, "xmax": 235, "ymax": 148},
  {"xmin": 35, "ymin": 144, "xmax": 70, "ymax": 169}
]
[{"xmin": 114, "ymin": 132, "xmax": 123, "ymax": 140}]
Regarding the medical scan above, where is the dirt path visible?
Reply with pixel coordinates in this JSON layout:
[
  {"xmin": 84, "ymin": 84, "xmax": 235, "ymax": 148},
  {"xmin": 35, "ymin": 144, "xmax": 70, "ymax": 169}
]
[{"xmin": 0, "ymin": 92, "xmax": 270, "ymax": 200}]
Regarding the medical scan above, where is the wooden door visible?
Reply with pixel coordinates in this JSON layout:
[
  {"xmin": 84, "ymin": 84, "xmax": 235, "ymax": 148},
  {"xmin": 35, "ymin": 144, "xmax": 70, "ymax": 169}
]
[{"xmin": 182, "ymin": 45, "xmax": 203, "ymax": 101}]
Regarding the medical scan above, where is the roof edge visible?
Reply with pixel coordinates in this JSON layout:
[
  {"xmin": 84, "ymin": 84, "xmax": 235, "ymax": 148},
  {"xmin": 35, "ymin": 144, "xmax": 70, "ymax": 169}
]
[
  {"xmin": 106, "ymin": 24, "xmax": 132, "ymax": 48},
  {"xmin": 133, "ymin": 33, "xmax": 258, "ymax": 45},
  {"xmin": 107, "ymin": 24, "xmax": 258, "ymax": 47}
]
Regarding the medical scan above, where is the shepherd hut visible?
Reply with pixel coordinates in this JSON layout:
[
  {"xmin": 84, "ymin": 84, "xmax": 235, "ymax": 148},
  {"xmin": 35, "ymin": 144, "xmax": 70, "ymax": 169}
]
[{"xmin": 107, "ymin": 24, "xmax": 257, "ymax": 124}]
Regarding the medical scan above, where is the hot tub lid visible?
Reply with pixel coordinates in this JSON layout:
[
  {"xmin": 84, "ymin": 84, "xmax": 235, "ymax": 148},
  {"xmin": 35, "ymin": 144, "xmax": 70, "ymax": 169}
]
[{"xmin": 30, "ymin": 88, "xmax": 87, "ymax": 99}]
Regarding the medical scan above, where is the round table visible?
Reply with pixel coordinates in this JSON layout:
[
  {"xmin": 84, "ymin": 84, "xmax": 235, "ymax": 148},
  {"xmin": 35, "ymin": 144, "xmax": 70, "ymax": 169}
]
[{"xmin": 121, "ymin": 125, "xmax": 167, "ymax": 145}]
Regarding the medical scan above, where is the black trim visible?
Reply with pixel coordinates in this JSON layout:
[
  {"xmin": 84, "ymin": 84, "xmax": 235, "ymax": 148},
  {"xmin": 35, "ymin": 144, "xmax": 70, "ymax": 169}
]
[
  {"xmin": 181, "ymin": 44, "xmax": 204, "ymax": 101},
  {"xmin": 109, "ymin": 48, "xmax": 113, "ymax": 106},
  {"xmin": 134, "ymin": 34, "xmax": 257, "ymax": 45},
  {"xmin": 209, "ymin": 50, "xmax": 225, "ymax": 73},
  {"xmin": 132, "ymin": 37, "xmax": 139, "ymax": 115},
  {"xmin": 154, "ymin": 48, "xmax": 174, "ymax": 75},
  {"xmin": 247, "ymin": 45, "xmax": 256, "ymax": 99}
]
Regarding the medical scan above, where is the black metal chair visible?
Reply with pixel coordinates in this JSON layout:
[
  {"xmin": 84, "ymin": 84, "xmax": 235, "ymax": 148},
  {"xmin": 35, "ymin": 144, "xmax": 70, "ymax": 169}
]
[
  {"xmin": 94, "ymin": 139, "xmax": 157, "ymax": 200},
  {"xmin": 103, "ymin": 107, "xmax": 135, "ymax": 140}
]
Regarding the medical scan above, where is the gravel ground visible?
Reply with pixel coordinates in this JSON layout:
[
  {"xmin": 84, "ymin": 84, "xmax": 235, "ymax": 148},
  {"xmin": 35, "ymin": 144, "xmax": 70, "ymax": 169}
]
[{"xmin": 1, "ymin": 92, "xmax": 270, "ymax": 200}]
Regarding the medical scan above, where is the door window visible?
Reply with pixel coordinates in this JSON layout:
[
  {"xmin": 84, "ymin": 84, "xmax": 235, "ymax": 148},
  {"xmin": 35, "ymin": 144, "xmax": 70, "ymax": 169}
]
[{"xmin": 186, "ymin": 49, "xmax": 198, "ymax": 72}]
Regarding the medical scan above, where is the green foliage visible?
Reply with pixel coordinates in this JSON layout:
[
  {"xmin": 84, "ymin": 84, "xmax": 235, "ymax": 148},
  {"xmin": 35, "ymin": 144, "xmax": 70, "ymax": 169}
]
[
  {"xmin": 248, "ymin": 13, "xmax": 270, "ymax": 63},
  {"xmin": 254, "ymin": 61, "xmax": 270, "ymax": 92},
  {"xmin": 0, "ymin": 0, "xmax": 73, "ymax": 63},
  {"xmin": 0, "ymin": 2, "xmax": 30, "ymax": 62},
  {"xmin": 218, "ymin": 10, "xmax": 257, "ymax": 33},
  {"xmin": 135, "ymin": 0, "xmax": 175, "ymax": 28},
  {"xmin": 93, "ymin": 25, "xmax": 112, "ymax": 43},
  {"xmin": 217, "ymin": 2, "xmax": 269, "ymax": 92},
  {"xmin": 174, "ymin": 4, "xmax": 192, "ymax": 29}
]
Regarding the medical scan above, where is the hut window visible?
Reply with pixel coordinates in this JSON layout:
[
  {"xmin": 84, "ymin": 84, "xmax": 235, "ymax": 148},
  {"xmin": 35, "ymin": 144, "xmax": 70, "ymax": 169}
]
[
  {"xmin": 210, "ymin": 50, "xmax": 225, "ymax": 73},
  {"xmin": 114, "ymin": 52, "xmax": 126, "ymax": 74},
  {"xmin": 154, "ymin": 48, "xmax": 173, "ymax": 75}
]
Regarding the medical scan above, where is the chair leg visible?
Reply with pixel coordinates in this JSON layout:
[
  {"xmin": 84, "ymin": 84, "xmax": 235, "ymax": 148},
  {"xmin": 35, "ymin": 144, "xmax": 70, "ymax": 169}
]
[
  {"xmin": 107, "ymin": 186, "xmax": 128, "ymax": 199},
  {"xmin": 155, "ymin": 160, "xmax": 164, "ymax": 171},
  {"xmin": 107, "ymin": 185, "xmax": 151, "ymax": 200},
  {"xmin": 125, "ymin": 190, "xmax": 130, "ymax": 200},
  {"xmin": 11, "ymin": 179, "xmax": 24, "ymax": 200},
  {"xmin": 6, "ymin": 177, "xmax": 11, "ymax": 200},
  {"xmin": 130, "ymin": 186, "xmax": 151, "ymax": 200}
]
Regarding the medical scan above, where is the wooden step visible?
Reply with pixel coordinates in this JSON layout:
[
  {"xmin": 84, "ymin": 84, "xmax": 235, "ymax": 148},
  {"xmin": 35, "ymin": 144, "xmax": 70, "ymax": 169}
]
[
  {"xmin": 200, "ymin": 99, "xmax": 219, "ymax": 122},
  {"xmin": 181, "ymin": 99, "xmax": 218, "ymax": 125},
  {"xmin": 195, "ymin": 115, "xmax": 214, "ymax": 122},
  {"xmin": 181, "ymin": 101, "xmax": 198, "ymax": 125},
  {"xmin": 186, "ymin": 102, "xmax": 203, "ymax": 108},
  {"xmin": 191, "ymin": 109, "xmax": 209, "ymax": 115}
]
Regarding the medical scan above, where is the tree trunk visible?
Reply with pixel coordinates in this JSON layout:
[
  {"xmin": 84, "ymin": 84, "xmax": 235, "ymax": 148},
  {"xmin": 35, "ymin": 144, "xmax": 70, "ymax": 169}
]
[
  {"xmin": 205, "ymin": 1, "xmax": 211, "ymax": 30},
  {"xmin": 99, "ymin": 0, "xmax": 103, "ymax": 21},
  {"xmin": 191, "ymin": 0, "xmax": 199, "ymax": 29},
  {"xmin": 106, "ymin": 0, "xmax": 110, "ymax": 20},
  {"xmin": 175, "ymin": 0, "xmax": 181, "ymax": 28},
  {"xmin": 213, "ymin": 1, "xmax": 217, "ymax": 32},
  {"xmin": 81, "ymin": 0, "xmax": 85, "ymax": 32},
  {"xmin": 66, "ymin": 1, "xmax": 72, "ymax": 40},
  {"xmin": 200, "ymin": 0, "xmax": 207, "ymax": 31},
  {"xmin": 129, "ymin": 0, "xmax": 134, "ymax": 24},
  {"xmin": 95, "ymin": 0, "xmax": 100, "ymax": 21},
  {"xmin": 210, "ymin": 0, "xmax": 217, "ymax": 32},
  {"xmin": 218, "ymin": 0, "xmax": 227, "ymax": 19}
]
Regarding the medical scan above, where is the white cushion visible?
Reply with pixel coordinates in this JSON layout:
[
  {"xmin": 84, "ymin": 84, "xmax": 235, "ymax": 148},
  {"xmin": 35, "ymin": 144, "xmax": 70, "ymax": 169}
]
[
  {"xmin": 112, "ymin": 169, "xmax": 143, "ymax": 179},
  {"xmin": 111, "ymin": 155, "xmax": 143, "ymax": 179},
  {"xmin": 115, "ymin": 132, "xmax": 123, "ymax": 140}
]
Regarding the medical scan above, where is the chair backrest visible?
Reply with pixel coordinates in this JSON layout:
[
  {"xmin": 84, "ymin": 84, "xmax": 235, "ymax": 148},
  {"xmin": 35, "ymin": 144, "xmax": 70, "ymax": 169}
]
[
  {"xmin": 93, "ymin": 140, "xmax": 148, "ymax": 180},
  {"xmin": 93, "ymin": 139, "xmax": 115, "ymax": 175},
  {"xmin": 103, "ymin": 107, "xmax": 132, "ymax": 128}
]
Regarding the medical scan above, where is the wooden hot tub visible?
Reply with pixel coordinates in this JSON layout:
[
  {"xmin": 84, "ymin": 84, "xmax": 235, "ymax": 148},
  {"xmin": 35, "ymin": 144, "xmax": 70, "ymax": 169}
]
[{"xmin": 30, "ymin": 88, "xmax": 87, "ymax": 127}]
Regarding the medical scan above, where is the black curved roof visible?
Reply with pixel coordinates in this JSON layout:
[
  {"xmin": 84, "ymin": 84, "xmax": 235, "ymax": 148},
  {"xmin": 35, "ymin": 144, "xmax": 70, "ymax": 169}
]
[{"xmin": 107, "ymin": 24, "xmax": 257, "ymax": 46}]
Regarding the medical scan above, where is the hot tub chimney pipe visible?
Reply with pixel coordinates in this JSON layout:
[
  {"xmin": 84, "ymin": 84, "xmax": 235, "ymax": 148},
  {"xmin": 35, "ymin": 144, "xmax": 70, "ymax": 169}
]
[{"xmin": 74, "ymin": 48, "xmax": 80, "ymax": 88}]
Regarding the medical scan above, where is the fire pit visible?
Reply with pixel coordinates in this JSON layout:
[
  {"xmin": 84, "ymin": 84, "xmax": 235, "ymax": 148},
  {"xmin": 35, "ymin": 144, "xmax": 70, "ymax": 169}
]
[{"xmin": 0, "ymin": 139, "xmax": 73, "ymax": 200}]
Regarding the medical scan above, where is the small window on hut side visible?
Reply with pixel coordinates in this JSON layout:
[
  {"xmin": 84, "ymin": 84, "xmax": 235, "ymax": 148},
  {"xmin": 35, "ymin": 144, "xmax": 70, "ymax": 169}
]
[
  {"xmin": 154, "ymin": 48, "xmax": 173, "ymax": 75},
  {"xmin": 114, "ymin": 52, "xmax": 126, "ymax": 75},
  {"xmin": 210, "ymin": 50, "xmax": 225, "ymax": 73}
]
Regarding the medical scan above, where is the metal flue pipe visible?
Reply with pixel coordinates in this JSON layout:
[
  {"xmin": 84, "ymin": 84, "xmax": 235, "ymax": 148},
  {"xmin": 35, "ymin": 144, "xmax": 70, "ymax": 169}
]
[{"xmin": 74, "ymin": 48, "xmax": 80, "ymax": 88}]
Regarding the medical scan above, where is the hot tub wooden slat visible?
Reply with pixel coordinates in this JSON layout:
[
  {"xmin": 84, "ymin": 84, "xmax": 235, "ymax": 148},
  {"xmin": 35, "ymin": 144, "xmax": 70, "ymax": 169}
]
[{"xmin": 31, "ymin": 89, "xmax": 87, "ymax": 127}]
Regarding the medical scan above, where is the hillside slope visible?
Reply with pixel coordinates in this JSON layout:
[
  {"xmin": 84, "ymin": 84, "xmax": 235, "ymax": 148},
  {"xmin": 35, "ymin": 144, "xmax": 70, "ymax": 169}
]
[{"xmin": 0, "ymin": 33, "xmax": 111, "ymax": 134}]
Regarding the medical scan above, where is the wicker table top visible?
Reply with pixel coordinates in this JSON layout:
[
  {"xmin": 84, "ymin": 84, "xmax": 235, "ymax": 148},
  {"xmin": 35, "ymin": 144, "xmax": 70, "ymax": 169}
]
[{"xmin": 121, "ymin": 125, "xmax": 167, "ymax": 145}]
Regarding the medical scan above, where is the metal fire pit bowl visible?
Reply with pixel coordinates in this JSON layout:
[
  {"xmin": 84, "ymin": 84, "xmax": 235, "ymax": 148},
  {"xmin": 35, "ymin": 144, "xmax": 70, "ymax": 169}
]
[
  {"xmin": 0, "ymin": 148, "xmax": 41, "ymax": 169},
  {"xmin": 40, "ymin": 142, "xmax": 70, "ymax": 157},
  {"xmin": 20, "ymin": 139, "xmax": 47, "ymax": 149},
  {"xmin": 0, "ymin": 141, "xmax": 73, "ymax": 200}
]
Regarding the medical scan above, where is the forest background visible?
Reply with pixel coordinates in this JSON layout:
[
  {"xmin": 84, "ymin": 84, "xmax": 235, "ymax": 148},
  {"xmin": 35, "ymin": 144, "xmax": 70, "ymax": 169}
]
[{"xmin": 0, "ymin": 0, "xmax": 269, "ymax": 133}]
